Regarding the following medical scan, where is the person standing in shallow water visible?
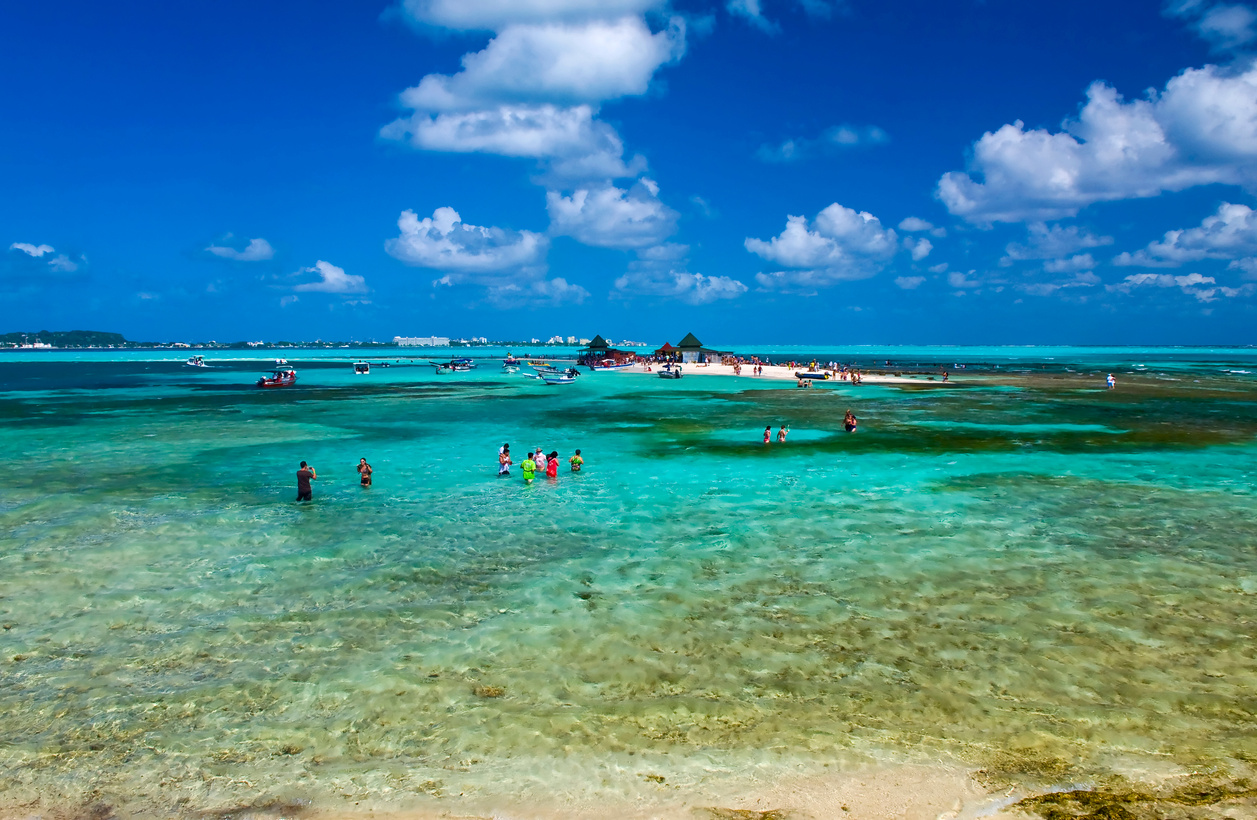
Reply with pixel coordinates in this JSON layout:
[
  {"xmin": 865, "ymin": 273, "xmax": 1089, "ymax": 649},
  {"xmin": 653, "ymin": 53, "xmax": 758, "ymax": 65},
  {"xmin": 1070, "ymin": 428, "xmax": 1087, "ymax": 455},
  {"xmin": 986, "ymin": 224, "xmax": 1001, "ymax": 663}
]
[
  {"xmin": 569, "ymin": 449, "xmax": 584, "ymax": 472},
  {"xmin": 357, "ymin": 458, "xmax": 372, "ymax": 488},
  {"xmin": 296, "ymin": 461, "xmax": 316, "ymax": 501},
  {"xmin": 844, "ymin": 410, "xmax": 858, "ymax": 433},
  {"xmin": 546, "ymin": 451, "xmax": 559, "ymax": 479},
  {"xmin": 764, "ymin": 425, "xmax": 772, "ymax": 444},
  {"xmin": 521, "ymin": 453, "xmax": 537, "ymax": 483},
  {"xmin": 498, "ymin": 444, "xmax": 512, "ymax": 477},
  {"xmin": 777, "ymin": 425, "xmax": 788, "ymax": 442}
]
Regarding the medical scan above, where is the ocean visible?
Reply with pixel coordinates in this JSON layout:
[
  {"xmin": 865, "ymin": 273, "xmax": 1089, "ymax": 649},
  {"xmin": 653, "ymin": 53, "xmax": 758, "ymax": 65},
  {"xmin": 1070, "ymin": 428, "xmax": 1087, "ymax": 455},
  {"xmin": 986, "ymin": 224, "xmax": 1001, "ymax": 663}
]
[{"xmin": 2, "ymin": 347, "xmax": 1256, "ymax": 818}]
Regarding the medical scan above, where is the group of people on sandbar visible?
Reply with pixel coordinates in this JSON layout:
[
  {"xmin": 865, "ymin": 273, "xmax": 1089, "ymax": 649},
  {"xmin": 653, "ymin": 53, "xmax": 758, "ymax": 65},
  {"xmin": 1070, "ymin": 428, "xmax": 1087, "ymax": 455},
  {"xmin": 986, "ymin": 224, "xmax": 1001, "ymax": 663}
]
[{"xmin": 498, "ymin": 443, "xmax": 584, "ymax": 483}]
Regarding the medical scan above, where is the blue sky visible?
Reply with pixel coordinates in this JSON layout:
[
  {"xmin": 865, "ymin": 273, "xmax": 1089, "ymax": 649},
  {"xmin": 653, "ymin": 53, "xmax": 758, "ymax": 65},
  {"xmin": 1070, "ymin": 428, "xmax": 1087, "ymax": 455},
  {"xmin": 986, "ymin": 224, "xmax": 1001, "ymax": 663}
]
[{"xmin": 3, "ymin": 0, "xmax": 1257, "ymax": 344}]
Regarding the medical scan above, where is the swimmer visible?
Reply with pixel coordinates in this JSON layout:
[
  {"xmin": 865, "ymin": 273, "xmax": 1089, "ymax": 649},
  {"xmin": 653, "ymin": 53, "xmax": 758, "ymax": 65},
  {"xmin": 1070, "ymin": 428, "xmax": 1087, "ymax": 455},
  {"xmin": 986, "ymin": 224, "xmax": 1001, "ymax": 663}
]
[
  {"xmin": 764, "ymin": 425, "xmax": 772, "ymax": 444},
  {"xmin": 844, "ymin": 410, "xmax": 858, "ymax": 433},
  {"xmin": 498, "ymin": 444, "xmax": 512, "ymax": 477},
  {"xmin": 533, "ymin": 447, "xmax": 547, "ymax": 474},
  {"xmin": 546, "ymin": 450, "xmax": 559, "ymax": 479},
  {"xmin": 777, "ymin": 425, "xmax": 788, "ymax": 442},
  {"xmin": 521, "ymin": 453, "xmax": 537, "ymax": 483},
  {"xmin": 357, "ymin": 458, "xmax": 372, "ymax": 487},
  {"xmin": 569, "ymin": 449, "xmax": 584, "ymax": 472}
]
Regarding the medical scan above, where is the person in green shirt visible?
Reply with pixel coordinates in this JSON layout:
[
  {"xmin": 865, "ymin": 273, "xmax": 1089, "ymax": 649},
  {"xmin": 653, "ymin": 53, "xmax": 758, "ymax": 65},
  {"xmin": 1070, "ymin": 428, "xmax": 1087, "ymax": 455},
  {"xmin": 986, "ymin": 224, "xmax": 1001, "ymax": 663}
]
[
  {"xmin": 569, "ymin": 449, "xmax": 584, "ymax": 472},
  {"xmin": 521, "ymin": 455, "xmax": 537, "ymax": 482}
]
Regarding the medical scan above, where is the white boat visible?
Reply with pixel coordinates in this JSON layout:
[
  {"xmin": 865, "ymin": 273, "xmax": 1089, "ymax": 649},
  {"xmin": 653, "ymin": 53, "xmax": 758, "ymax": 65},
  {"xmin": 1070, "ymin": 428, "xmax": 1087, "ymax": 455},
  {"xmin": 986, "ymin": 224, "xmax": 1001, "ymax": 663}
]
[
  {"xmin": 353, "ymin": 362, "xmax": 370, "ymax": 374},
  {"xmin": 185, "ymin": 355, "xmax": 207, "ymax": 367},
  {"xmin": 657, "ymin": 365, "xmax": 682, "ymax": 379},
  {"xmin": 502, "ymin": 364, "xmax": 520, "ymax": 374},
  {"xmin": 540, "ymin": 368, "xmax": 581, "ymax": 385}
]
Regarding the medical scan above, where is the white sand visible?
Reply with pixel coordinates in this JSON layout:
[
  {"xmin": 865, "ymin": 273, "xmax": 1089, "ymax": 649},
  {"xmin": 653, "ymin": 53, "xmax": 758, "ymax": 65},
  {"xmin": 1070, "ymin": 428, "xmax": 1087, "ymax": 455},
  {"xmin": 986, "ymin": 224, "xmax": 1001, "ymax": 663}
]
[{"xmin": 617, "ymin": 362, "xmax": 952, "ymax": 385}]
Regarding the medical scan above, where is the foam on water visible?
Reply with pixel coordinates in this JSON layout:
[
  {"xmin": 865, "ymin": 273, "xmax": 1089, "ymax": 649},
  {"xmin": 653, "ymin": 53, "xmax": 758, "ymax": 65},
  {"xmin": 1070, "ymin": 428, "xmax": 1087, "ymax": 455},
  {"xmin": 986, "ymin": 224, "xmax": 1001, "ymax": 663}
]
[{"xmin": 2, "ymin": 355, "xmax": 1256, "ymax": 815}]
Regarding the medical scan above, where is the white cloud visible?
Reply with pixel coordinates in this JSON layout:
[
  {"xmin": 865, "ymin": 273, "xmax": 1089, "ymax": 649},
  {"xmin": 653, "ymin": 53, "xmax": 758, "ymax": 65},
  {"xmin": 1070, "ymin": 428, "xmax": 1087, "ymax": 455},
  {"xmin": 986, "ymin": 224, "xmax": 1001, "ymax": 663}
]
[
  {"xmin": 746, "ymin": 202, "xmax": 899, "ymax": 289},
  {"xmin": 938, "ymin": 62, "xmax": 1257, "ymax": 224},
  {"xmin": 46, "ymin": 254, "xmax": 79, "ymax": 273},
  {"xmin": 386, "ymin": 207, "xmax": 548, "ymax": 273},
  {"xmin": 401, "ymin": 0, "xmax": 664, "ymax": 30},
  {"xmin": 485, "ymin": 276, "xmax": 590, "ymax": 306},
  {"xmin": 895, "ymin": 275, "xmax": 925, "ymax": 289},
  {"xmin": 1230, "ymin": 256, "xmax": 1257, "ymax": 278},
  {"xmin": 293, "ymin": 260, "xmax": 368, "ymax": 294},
  {"xmin": 906, "ymin": 237, "xmax": 933, "ymax": 261},
  {"xmin": 1019, "ymin": 271, "xmax": 1101, "ymax": 296},
  {"xmin": 727, "ymin": 0, "xmax": 779, "ymax": 32},
  {"xmin": 9, "ymin": 242, "xmax": 54, "ymax": 257},
  {"xmin": 7, "ymin": 242, "xmax": 82, "ymax": 274},
  {"xmin": 383, "ymin": 103, "xmax": 639, "ymax": 179},
  {"xmin": 1002, "ymin": 223, "xmax": 1113, "ymax": 263},
  {"xmin": 1114, "ymin": 202, "xmax": 1257, "ymax": 267},
  {"xmin": 546, "ymin": 178, "xmax": 678, "ymax": 248},
  {"xmin": 404, "ymin": 17, "xmax": 684, "ymax": 110},
  {"xmin": 1167, "ymin": 0, "xmax": 1257, "ymax": 52},
  {"xmin": 897, "ymin": 216, "xmax": 945, "ymax": 237},
  {"xmin": 757, "ymin": 125, "xmax": 889, "ymax": 162},
  {"xmin": 206, "ymin": 237, "xmax": 274, "ymax": 262},
  {"xmin": 1104, "ymin": 270, "xmax": 1256, "ymax": 301},
  {"xmin": 615, "ymin": 268, "xmax": 748, "ymax": 303},
  {"xmin": 1043, "ymin": 253, "xmax": 1096, "ymax": 273},
  {"xmin": 928, "ymin": 262, "xmax": 949, "ymax": 273},
  {"xmin": 948, "ymin": 270, "xmax": 980, "ymax": 289},
  {"xmin": 613, "ymin": 242, "xmax": 747, "ymax": 304}
]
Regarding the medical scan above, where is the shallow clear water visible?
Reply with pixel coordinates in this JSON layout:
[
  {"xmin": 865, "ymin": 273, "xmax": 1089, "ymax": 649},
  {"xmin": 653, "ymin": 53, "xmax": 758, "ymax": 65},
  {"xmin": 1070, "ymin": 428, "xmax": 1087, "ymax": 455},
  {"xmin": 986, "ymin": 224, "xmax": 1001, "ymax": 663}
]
[{"xmin": 2, "ymin": 352, "xmax": 1257, "ymax": 814}]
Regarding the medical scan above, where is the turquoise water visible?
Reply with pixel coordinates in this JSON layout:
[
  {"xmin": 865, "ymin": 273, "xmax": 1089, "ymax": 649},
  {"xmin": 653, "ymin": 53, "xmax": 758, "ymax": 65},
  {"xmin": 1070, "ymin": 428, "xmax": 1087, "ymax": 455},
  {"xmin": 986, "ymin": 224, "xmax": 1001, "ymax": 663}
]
[{"xmin": 2, "ymin": 352, "xmax": 1257, "ymax": 815}]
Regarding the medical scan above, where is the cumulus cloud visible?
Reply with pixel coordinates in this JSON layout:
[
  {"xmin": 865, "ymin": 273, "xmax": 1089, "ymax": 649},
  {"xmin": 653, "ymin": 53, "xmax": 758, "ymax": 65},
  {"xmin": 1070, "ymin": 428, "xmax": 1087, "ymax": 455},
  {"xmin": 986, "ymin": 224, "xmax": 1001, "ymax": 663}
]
[
  {"xmin": 895, "ymin": 275, "xmax": 925, "ymax": 289},
  {"xmin": 727, "ymin": 0, "xmax": 840, "ymax": 31},
  {"xmin": 401, "ymin": 0, "xmax": 664, "ymax": 30},
  {"xmin": 206, "ymin": 237, "xmax": 274, "ymax": 262},
  {"xmin": 9, "ymin": 242, "xmax": 54, "ymax": 257},
  {"xmin": 1114, "ymin": 202, "xmax": 1257, "ymax": 267},
  {"xmin": 384, "ymin": 5, "xmax": 686, "ymax": 186},
  {"xmin": 293, "ymin": 260, "xmax": 368, "ymax": 294},
  {"xmin": 746, "ymin": 202, "xmax": 899, "ymax": 290},
  {"xmin": 938, "ymin": 62, "xmax": 1257, "ymax": 223},
  {"xmin": 897, "ymin": 216, "xmax": 946, "ymax": 237},
  {"xmin": 1167, "ymin": 0, "xmax": 1257, "ymax": 52},
  {"xmin": 485, "ymin": 276, "xmax": 590, "ymax": 306},
  {"xmin": 386, "ymin": 207, "xmax": 548, "ymax": 273},
  {"xmin": 948, "ymin": 270, "xmax": 980, "ymax": 289},
  {"xmin": 546, "ymin": 178, "xmax": 678, "ymax": 248},
  {"xmin": 757, "ymin": 124, "xmax": 889, "ymax": 162},
  {"xmin": 1105, "ymin": 270, "xmax": 1257, "ymax": 301},
  {"xmin": 404, "ymin": 17, "xmax": 684, "ymax": 110},
  {"xmin": 7, "ymin": 242, "xmax": 82, "ymax": 274},
  {"xmin": 1018, "ymin": 271, "xmax": 1101, "ymax": 296},
  {"xmin": 1043, "ymin": 254, "xmax": 1097, "ymax": 273},
  {"xmin": 906, "ymin": 237, "xmax": 933, "ymax": 261},
  {"xmin": 612, "ymin": 242, "xmax": 747, "ymax": 304},
  {"xmin": 1002, "ymin": 223, "xmax": 1113, "ymax": 263}
]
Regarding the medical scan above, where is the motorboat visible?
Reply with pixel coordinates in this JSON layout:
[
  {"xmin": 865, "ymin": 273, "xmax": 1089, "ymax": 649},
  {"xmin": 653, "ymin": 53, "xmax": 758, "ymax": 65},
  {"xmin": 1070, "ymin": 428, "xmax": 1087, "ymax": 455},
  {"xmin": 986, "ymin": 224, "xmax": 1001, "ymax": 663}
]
[
  {"xmin": 503, "ymin": 354, "xmax": 521, "ymax": 366},
  {"xmin": 451, "ymin": 357, "xmax": 476, "ymax": 370},
  {"xmin": 431, "ymin": 361, "xmax": 453, "ymax": 374},
  {"xmin": 540, "ymin": 368, "xmax": 581, "ymax": 385},
  {"xmin": 353, "ymin": 362, "xmax": 370, "ymax": 374},
  {"xmin": 502, "ymin": 364, "xmax": 520, "ymax": 374},
  {"xmin": 185, "ymin": 355, "xmax": 208, "ymax": 368},
  {"xmin": 657, "ymin": 365, "xmax": 683, "ymax": 379},
  {"xmin": 795, "ymin": 371, "xmax": 831, "ymax": 381},
  {"xmin": 257, "ymin": 368, "xmax": 296, "ymax": 388}
]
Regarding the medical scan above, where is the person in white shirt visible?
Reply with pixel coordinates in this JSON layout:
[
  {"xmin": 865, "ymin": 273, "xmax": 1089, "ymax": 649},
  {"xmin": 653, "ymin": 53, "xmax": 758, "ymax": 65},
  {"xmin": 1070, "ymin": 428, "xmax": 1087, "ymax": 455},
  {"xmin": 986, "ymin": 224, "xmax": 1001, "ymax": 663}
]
[{"xmin": 534, "ymin": 447, "xmax": 547, "ymax": 473}]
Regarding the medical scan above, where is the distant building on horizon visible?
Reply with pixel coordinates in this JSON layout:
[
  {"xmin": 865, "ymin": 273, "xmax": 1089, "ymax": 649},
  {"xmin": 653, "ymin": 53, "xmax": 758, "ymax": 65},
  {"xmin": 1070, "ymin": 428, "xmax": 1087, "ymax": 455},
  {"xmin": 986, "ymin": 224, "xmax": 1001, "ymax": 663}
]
[{"xmin": 394, "ymin": 336, "xmax": 451, "ymax": 347}]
